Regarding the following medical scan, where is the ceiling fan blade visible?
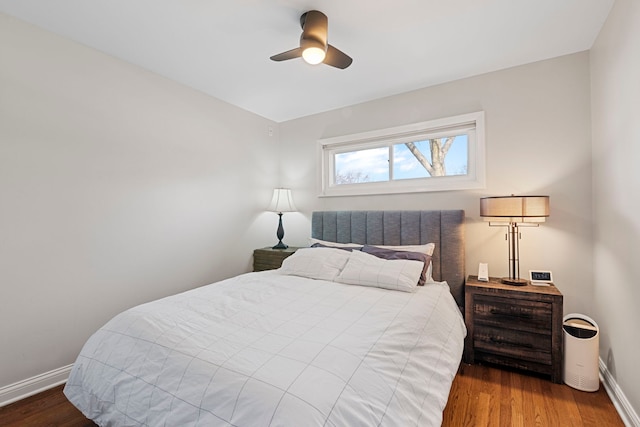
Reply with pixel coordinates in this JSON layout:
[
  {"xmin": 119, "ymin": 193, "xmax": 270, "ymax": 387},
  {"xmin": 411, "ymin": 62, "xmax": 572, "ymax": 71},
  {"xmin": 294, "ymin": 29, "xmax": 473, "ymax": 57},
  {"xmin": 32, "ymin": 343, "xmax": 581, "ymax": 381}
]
[
  {"xmin": 324, "ymin": 44, "xmax": 353, "ymax": 69},
  {"xmin": 270, "ymin": 47, "xmax": 303, "ymax": 62}
]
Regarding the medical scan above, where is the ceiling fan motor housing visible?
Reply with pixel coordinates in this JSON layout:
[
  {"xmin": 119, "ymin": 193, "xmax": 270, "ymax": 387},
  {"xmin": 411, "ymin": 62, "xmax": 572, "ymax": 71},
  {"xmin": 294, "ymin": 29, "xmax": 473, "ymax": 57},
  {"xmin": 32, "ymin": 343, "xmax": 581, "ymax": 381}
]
[{"xmin": 300, "ymin": 10, "xmax": 328, "ymax": 51}]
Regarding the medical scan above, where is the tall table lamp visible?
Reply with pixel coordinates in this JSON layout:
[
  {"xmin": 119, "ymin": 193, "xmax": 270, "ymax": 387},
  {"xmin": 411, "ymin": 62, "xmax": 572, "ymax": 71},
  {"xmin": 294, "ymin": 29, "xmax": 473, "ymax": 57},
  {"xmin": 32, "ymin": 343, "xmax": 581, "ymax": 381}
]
[
  {"xmin": 267, "ymin": 188, "xmax": 296, "ymax": 249},
  {"xmin": 480, "ymin": 195, "xmax": 550, "ymax": 285}
]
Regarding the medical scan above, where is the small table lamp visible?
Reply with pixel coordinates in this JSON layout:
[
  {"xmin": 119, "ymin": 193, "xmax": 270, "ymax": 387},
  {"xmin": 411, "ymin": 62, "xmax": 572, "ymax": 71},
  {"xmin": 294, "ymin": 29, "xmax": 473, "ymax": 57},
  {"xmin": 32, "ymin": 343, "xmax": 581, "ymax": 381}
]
[
  {"xmin": 480, "ymin": 195, "xmax": 550, "ymax": 285},
  {"xmin": 267, "ymin": 188, "xmax": 296, "ymax": 249}
]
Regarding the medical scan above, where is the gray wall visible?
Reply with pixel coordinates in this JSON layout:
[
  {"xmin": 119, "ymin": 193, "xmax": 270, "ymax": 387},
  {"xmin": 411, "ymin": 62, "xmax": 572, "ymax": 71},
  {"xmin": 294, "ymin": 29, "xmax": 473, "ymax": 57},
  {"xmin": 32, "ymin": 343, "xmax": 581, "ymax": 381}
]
[
  {"xmin": 0, "ymin": 15, "xmax": 279, "ymax": 387},
  {"xmin": 279, "ymin": 52, "xmax": 594, "ymax": 321},
  {"xmin": 591, "ymin": 0, "xmax": 640, "ymax": 417}
]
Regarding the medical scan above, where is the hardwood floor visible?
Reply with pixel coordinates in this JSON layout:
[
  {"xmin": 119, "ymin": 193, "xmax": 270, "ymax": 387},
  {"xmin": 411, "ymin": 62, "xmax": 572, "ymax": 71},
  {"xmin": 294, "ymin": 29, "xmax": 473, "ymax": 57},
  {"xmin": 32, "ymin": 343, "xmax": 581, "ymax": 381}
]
[
  {"xmin": 443, "ymin": 364, "xmax": 625, "ymax": 427},
  {"xmin": 0, "ymin": 364, "xmax": 625, "ymax": 426},
  {"xmin": 0, "ymin": 385, "xmax": 95, "ymax": 427}
]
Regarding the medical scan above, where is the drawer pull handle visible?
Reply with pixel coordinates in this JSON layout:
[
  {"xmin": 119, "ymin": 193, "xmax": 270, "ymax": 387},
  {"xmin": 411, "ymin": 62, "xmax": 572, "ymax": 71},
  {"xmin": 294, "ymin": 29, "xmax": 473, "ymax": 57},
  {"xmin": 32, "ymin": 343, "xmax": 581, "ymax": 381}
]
[
  {"xmin": 489, "ymin": 337, "xmax": 533, "ymax": 348},
  {"xmin": 489, "ymin": 308, "xmax": 532, "ymax": 319}
]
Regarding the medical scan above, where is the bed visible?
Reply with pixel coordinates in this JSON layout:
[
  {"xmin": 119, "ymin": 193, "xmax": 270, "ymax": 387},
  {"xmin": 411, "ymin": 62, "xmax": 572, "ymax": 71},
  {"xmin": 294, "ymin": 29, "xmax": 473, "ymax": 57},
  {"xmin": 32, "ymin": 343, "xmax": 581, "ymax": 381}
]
[{"xmin": 64, "ymin": 210, "xmax": 466, "ymax": 426}]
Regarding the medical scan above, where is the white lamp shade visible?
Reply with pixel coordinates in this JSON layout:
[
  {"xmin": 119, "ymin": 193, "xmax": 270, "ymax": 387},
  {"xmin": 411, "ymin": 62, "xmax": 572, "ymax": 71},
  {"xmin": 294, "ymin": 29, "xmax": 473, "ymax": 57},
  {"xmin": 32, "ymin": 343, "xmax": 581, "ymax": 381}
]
[
  {"xmin": 480, "ymin": 195, "xmax": 549, "ymax": 223},
  {"xmin": 268, "ymin": 188, "xmax": 296, "ymax": 213}
]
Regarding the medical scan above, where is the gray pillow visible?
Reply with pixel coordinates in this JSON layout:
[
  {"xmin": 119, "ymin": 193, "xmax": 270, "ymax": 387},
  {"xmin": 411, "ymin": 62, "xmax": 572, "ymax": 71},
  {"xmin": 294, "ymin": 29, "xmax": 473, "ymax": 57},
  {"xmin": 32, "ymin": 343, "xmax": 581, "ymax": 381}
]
[{"xmin": 361, "ymin": 245, "xmax": 431, "ymax": 286}]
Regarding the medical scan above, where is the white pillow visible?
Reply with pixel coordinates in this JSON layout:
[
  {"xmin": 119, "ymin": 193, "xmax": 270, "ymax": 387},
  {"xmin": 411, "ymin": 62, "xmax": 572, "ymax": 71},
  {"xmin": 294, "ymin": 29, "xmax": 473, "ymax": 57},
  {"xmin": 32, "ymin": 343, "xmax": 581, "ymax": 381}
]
[
  {"xmin": 335, "ymin": 250, "xmax": 424, "ymax": 292},
  {"xmin": 372, "ymin": 243, "xmax": 436, "ymax": 282},
  {"xmin": 279, "ymin": 247, "xmax": 351, "ymax": 281},
  {"xmin": 308, "ymin": 238, "xmax": 363, "ymax": 249}
]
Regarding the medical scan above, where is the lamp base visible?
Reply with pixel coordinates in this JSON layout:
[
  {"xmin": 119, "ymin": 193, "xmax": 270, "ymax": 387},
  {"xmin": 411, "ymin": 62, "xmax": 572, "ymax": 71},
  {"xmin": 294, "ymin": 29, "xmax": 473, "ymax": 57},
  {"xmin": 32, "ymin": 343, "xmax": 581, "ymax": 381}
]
[
  {"xmin": 272, "ymin": 213, "xmax": 288, "ymax": 250},
  {"xmin": 500, "ymin": 277, "xmax": 528, "ymax": 286},
  {"xmin": 272, "ymin": 241, "xmax": 288, "ymax": 250}
]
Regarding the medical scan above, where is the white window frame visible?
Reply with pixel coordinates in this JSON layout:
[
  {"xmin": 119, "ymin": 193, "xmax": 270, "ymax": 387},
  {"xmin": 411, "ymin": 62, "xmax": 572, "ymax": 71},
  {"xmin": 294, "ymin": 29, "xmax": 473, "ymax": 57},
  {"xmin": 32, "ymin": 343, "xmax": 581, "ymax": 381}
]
[{"xmin": 318, "ymin": 111, "xmax": 486, "ymax": 197}]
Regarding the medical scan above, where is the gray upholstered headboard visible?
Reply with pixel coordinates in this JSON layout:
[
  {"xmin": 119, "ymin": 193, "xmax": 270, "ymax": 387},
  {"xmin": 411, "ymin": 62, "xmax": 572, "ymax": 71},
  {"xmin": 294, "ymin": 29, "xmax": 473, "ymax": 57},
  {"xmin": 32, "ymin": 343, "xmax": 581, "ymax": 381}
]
[{"xmin": 311, "ymin": 210, "xmax": 466, "ymax": 309}]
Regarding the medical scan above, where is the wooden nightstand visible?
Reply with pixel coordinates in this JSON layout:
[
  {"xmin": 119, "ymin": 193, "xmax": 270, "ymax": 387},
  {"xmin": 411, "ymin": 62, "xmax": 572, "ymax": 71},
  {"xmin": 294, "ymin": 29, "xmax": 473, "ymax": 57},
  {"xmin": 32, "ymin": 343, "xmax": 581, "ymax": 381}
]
[
  {"xmin": 464, "ymin": 275, "xmax": 563, "ymax": 383},
  {"xmin": 253, "ymin": 247, "xmax": 300, "ymax": 271}
]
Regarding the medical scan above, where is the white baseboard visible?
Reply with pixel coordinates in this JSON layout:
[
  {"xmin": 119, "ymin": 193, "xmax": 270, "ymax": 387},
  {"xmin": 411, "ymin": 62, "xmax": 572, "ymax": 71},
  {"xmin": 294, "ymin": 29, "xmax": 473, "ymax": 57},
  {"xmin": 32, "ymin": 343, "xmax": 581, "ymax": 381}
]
[
  {"xmin": 0, "ymin": 365, "xmax": 72, "ymax": 408},
  {"xmin": 600, "ymin": 358, "xmax": 640, "ymax": 427}
]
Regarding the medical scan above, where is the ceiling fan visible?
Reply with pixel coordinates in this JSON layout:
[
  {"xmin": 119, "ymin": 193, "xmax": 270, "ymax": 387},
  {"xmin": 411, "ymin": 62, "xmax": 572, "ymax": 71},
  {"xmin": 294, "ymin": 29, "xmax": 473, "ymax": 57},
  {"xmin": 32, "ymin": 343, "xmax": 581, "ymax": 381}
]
[{"xmin": 270, "ymin": 10, "xmax": 353, "ymax": 69}]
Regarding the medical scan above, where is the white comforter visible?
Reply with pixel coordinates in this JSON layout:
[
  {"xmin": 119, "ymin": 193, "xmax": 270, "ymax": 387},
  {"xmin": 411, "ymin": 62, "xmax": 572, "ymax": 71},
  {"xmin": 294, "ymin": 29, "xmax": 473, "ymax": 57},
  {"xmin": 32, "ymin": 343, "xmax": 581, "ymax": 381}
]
[{"xmin": 64, "ymin": 270, "xmax": 466, "ymax": 427}]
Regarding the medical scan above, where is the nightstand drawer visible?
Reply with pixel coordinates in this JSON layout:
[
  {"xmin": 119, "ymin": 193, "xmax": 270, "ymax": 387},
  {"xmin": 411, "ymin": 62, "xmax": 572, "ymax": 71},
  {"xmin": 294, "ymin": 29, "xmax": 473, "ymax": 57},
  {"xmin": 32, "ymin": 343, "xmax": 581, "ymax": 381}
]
[
  {"xmin": 473, "ymin": 295, "xmax": 552, "ymax": 334},
  {"xmin": 474, "ymin": 325, "xmax": 552, "ymax": 364},
  {"xmin": 464, "ymin": 275, "xmax": 563, "ymax": 383}
]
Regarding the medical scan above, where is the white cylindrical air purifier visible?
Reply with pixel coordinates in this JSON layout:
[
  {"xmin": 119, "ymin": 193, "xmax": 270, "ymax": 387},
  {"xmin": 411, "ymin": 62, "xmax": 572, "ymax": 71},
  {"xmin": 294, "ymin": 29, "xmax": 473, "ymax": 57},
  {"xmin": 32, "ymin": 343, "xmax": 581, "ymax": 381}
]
[{"xmin": 563, "ymin": 313, "xmax": 599, "ymax": 392}]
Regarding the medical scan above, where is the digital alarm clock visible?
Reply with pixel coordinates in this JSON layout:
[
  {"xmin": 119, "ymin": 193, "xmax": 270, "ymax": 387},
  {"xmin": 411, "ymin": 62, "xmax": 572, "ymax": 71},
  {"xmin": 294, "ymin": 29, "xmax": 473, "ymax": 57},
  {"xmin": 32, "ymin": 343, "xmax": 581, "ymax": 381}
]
[{"xmin": 529, "ymin": 270, "xmax": 553, "ymax": 285}]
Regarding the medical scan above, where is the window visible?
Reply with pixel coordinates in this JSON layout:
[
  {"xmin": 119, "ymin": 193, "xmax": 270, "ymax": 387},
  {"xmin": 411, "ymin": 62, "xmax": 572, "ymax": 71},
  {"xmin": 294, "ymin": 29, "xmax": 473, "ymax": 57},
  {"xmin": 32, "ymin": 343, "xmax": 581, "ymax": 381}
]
[{"xmin": 319, "ymin": 112, "xmax": 485, "ymax": 196}]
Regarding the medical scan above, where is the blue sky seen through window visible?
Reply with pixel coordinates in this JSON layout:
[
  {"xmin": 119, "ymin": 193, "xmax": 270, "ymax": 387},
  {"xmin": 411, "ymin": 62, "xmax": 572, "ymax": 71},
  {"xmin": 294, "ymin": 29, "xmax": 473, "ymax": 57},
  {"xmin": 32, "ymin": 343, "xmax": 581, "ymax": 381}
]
[{"xmin": 335, "ymin": 135, "xmax": 468, "ymax": 184}]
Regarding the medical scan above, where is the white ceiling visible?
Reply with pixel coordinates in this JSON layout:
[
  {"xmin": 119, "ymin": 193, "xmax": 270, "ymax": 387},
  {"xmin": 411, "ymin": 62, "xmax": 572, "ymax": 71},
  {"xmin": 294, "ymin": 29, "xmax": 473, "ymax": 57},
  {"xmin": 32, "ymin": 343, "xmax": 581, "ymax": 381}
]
[{"xmin": 0, "ymin": 0, "xmax": 614, "ymax": 123}]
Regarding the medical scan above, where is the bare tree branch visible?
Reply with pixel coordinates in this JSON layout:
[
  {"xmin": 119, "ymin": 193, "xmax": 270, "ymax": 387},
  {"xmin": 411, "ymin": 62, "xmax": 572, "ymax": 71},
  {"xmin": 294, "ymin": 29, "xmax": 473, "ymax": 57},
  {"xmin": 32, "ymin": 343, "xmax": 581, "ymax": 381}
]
[
  {"xmin": 441, "ymin": 137, "xmax": 455, "ymax": 157},
  {"xmin": 335, "ymin": 170, "xmax": 370, "ymax": 184},
  {"xmin": 405, "ymin": 137, "xmax": 454, "ymax": 177},
  {"xmin": 405, "ymin": 142, "xmax": 435, "ymax": 175}
]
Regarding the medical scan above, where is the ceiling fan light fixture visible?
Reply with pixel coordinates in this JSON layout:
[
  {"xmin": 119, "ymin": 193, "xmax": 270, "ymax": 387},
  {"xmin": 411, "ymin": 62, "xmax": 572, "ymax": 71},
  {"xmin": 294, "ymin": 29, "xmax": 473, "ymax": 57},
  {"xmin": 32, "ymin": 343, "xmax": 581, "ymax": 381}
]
[
  {"xmin": 302, "ymin": 46, "xmax": 326, "ymax": 65},
  {"xmin": 270, "ymin": 10, "xmax": 352, "ymax": 69}
]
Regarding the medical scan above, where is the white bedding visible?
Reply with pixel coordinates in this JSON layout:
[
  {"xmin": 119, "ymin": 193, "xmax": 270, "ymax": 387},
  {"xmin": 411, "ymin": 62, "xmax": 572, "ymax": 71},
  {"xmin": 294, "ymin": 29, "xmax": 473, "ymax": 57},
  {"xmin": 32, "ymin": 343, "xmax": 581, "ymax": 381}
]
[{"xmin": 64, "ymin": 270, "xmax": 466, "ymax": 426}]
